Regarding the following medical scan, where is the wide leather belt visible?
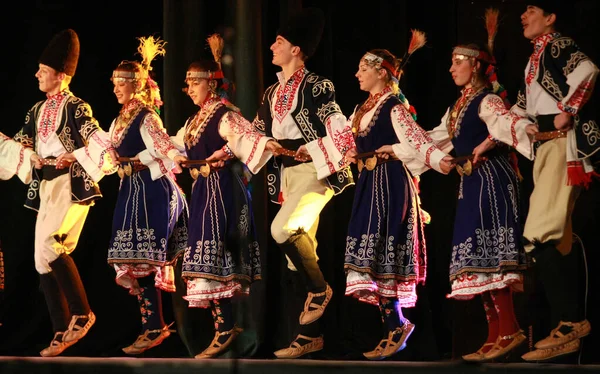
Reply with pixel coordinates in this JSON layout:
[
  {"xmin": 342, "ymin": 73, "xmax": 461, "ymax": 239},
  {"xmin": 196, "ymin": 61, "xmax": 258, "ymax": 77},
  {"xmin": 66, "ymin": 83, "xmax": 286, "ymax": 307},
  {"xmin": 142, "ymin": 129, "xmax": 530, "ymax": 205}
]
[
  {"xmin": 117, "ymin": 162, "xmax": 148, "ymax": 179},
  {"xmin": 534, "ymin": 130, "xmax": 567, "ymax": 142},
  {"xmin": 357, "ymin": 155, "xmax": 398, "ymax": 172}
]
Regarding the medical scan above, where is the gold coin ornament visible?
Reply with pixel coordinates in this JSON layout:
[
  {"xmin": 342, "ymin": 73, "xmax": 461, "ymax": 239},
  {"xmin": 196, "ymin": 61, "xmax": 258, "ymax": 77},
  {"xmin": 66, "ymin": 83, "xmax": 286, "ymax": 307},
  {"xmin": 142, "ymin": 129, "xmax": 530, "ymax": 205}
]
[
  {"xmin": 462, "ymin": 160, "xmax": 472, "ymax": 176},
  {"xmin": 190, "ymin": 168, "xmax": 199, "ymax": 180},
  {"xmin": 199, "ymin": 164, "xmax": 211, "ymax": 178},
  {"xmin": 365, "ymin": 155, "xmax": 378, "ymax": 171},
  {"xmin": 123, "ymin": 164, "xmax": 133, "ymax": 177}
]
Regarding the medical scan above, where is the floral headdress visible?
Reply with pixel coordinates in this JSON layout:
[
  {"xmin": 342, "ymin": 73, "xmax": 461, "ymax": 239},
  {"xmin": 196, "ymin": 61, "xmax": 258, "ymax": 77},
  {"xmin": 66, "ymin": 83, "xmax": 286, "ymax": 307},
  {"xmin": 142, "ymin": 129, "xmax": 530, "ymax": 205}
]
[{"xmin": 111, "ymin": 36, "xmax": 166, "ymax": 112}]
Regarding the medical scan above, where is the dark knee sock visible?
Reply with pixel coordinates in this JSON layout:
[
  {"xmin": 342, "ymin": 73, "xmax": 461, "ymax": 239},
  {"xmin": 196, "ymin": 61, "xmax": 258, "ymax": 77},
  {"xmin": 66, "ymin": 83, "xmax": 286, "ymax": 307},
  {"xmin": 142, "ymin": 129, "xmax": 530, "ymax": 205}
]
[
  {"xmin": 560, "ymin": 249, "xmax": 582, "ymax": 322},
  {"xmin": 49, "ymin": 254, "xmax": 90, "ymax": 316},
  {"xmin": 532, "ymin": 243, "xmax": 578, "ymax": 324},
  {"xmin": 378, "ymin": 297, "xmax": 404, "ymax": 332},
  {"xmin": 210, "ymin": 298, "xmax": 235, "ymax": 345},
  {"xmin": 296, "ymin": 319, "xmax": 321, "ymax": 343},
  {"xmin": 279, "ymin": 229, "xmax": 326, "ymax": 293},
  {"xmin": 137, "ymin": 275, "xmax": 164, "ymax": 332},
  {"xmin": 39, "ymin": 272, "xmax": 70, "ymax": 334}
]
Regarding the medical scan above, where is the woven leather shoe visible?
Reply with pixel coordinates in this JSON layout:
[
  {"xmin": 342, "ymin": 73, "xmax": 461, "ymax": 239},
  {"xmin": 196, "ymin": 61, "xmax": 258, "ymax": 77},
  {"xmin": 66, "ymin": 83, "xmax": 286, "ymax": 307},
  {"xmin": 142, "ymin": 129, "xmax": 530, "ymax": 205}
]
[
  {"xmin": 195, "ymin": 326, "xmax": 243, "ymax": 359},
  {"xmin": 535, "ymin": 320, "xmax": 591, "ymax": 349},
  {"xmin": 40, "ymin": 332, "xmax": 77, "ymax": 357},
  {"xmin": 483, "ymin": 330, "xmax": 526, "ymax": 360},
  {"xmin": 274, "ymin": 334, "xmax": 324, "ymax": 359},
  {"xmin": 299, "ymin": 283, "xmax": 333, "ymax": 325},
  {"xmin": 123, "ymin": 323, "xmax": 175, "ymax": 355},
  {"xmin": 380, "ymin": 320, "xmax": 415, "ymax": 357},
  {"xmin": 63, "ymin": 311, "xmax": 96, "ymax": 343},
  {"xmin": 522, "ymin": 338, "xmax": 580, "ymax": 361},
  {"xmin": 462, "ymin": 342, "xmax": 495, "ymax": 362}
]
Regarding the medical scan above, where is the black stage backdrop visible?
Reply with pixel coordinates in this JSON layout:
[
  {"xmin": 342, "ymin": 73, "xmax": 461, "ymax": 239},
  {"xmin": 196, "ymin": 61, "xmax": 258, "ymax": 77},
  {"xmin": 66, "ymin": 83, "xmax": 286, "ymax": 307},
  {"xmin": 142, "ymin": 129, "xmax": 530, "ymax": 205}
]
[{"xmin": 0, "ymin": 0, "xmax": 599, "ymax": 364}]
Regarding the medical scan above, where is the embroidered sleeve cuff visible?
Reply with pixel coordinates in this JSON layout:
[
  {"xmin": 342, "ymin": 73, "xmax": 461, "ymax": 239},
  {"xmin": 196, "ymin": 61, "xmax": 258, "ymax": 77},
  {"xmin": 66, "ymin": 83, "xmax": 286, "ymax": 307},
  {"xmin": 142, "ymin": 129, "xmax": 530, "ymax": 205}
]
[
  {"xmin": 427, "ymin": 148, "xmax": 447, "ymax": 174},
  {"xmin": 244, "ymin": 136, "xmax": 273, "ymax": 174},
  {"xmin": 306, "ymin": 137, "xmax": 344, "ymax": 180},
  {"xmin": 73, "ymin": 147, "xmax": 104, "ymax": 183},
  {"xmin": 167, "ymin": 148, "xmax": 182, "ymax": 161},
  {"xmin": 17, "ymin": 147, "xmax": 35, "ymax": 184},
  {"xmin": 557, "ymin": 102, "xmax": 578, "ymax": 115},
  {"xmin": 221, "ymin": 144, "xmax": 235, "ymax": 160}
]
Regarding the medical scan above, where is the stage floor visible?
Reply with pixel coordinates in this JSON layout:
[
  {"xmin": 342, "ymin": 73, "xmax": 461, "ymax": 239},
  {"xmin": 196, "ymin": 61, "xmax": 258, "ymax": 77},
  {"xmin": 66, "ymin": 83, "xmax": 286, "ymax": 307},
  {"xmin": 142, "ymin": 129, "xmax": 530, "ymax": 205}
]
[{"xmin": 1, "ymin": 357, "xmax": 599, "ymax": 374}]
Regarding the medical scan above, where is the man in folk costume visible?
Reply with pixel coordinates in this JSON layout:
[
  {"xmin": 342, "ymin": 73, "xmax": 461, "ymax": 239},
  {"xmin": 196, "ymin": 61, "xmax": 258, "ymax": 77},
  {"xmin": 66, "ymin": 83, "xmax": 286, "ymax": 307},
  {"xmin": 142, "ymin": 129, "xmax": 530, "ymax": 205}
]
[
  {"xmin": 488, "ymin": 0, "xmax": 599, "ymax": 361},
  {"xmin": 252, "ymin": 7, "xmax": 356, "ymax": 358},
  {"xmin": 12, "ymin": 29, "xmax": 115, "ymax": 357},
  {"xmin": 0, "ymin": 133, "xmax": 43, "ymax": 327}
]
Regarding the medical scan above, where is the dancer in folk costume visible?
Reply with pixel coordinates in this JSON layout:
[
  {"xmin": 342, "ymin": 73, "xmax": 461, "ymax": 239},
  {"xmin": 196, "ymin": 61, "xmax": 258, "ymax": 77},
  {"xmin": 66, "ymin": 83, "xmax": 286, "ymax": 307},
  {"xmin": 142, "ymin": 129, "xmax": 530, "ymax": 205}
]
[
  {"xmin": 0, "ymin": 133, "xmax": 42, "ymax": 327},
  {"xmin": 13, "ymin": 29, "xmax": 115, "ymax": 357},
  {"xmin": 343, "ymin": 32, "xmax": 454, "ymax": 360},
  {"xmin": 425, "ymin": 9, "xmax": 535, "ymax": 361},
  {"xmin": 488, "ymin": 0, "xmax": 599, "ymax": 361},
  {"xmin": 106, "ymin": 36, "xmax": 189, "ymax": 355},
  {"xmin": 252, "ymin": 7, "xmax": 356, "ymax": 359},
  {"xmin": 171, "ymin": 34, "xmax": 279, "ymax": 359}
]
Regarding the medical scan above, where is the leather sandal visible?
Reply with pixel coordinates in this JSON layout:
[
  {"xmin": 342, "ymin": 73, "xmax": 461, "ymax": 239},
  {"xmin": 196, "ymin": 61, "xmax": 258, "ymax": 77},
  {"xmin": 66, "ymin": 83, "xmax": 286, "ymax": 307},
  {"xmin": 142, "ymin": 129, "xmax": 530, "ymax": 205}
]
[
  {"xmin": 462, "ymin": 342, "xmax": 494, "ymax": 362},
  {"xmin": 273, "ymin": 334, "xmax": 324, "ymax": 359},
  {"xmin": 363, "ymin": 338, "xmax": 405, "ymax": 360},
  {"xmin": 534, "ymin": 320, "xmax": 591, "ymax": 349},
  {"xmin": 522, "ymin": 338, "xmax": 580, "ymax": 361},
  {"xmin": 122, "ymin": 322, "xmax": 175, "ymax": 355},
  {"xmin": 483, "ymin": 330, "xmax": 526, "ymax": 360},
  {"xmin": 380, "ymin": 320, "xmax": 415, "ymax": 358},
  {"xmin": 40, "ymin": 332, "xmax": 78, "ymax": 357},
  {"xmin": 63, "ymin": 311, "xmax": 96, "ymax": 343},
  {"xmin": 299, "ymin": 283, "xmax": 333, "ymax": 325},
  {"xmin": 195, "ymin": 325, "xmax": 243, "ymax": 359}
]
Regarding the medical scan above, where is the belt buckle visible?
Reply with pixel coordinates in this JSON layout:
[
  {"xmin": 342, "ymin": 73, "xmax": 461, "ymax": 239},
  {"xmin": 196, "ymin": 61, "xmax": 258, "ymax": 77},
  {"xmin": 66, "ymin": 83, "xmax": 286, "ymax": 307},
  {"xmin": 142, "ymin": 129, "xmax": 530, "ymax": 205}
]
[
  {"xmin": 199, "ymin": 164, "xmax": 211, "ymax": 177},
  {"xmin": 365, "ymin": 155, "xmax": 377, "ymax": 171},
  {"xmin": 455, "ymin": 160, "xmax": 472, "ymax": 176}
]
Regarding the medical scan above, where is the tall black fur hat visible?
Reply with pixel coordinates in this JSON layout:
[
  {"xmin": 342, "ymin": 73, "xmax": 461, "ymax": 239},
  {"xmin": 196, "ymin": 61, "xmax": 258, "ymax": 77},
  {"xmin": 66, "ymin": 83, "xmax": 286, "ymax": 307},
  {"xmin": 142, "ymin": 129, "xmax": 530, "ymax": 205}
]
[
  {"xmin": 277, "ymin": 7, "xmax": 325, "ymax": 59},
  {"xmin": 39, "ymin": 29, "xmax": 80, "ymax": 76},
  {"xmin": 527, "ymin": 0, "xmax": 563, "ymax": 17}
]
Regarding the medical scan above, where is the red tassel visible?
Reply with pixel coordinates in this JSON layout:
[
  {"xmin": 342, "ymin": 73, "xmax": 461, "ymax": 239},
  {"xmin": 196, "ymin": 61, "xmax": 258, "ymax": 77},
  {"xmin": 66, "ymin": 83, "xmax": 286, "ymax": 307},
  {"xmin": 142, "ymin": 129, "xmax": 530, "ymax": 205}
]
[
  {"xmin": 278, "ymin": 191, "xmax": 284, "ymax": 203},
  {"xmin": 567, "ymin": 161, "xmax": 595, "ymax": 189}
]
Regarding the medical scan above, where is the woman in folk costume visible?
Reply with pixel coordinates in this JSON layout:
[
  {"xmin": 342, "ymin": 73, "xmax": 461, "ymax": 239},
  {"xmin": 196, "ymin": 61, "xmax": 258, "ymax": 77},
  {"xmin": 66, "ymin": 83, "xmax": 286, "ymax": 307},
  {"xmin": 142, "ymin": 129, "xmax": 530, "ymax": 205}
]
[
  {"xmin": 344, "ymin": 31, "xmax": 454, "ymax": 360},
  {"xmin": 106, "ymin": 36, "xmax": 189, "ymax": 355},
  {"xmin": 171, "ymin": 34, "xmax": 279, "ymax": 359},
  {"xmin": 426, "ymin": 9, "xmax": 531, "ymax": 361}
]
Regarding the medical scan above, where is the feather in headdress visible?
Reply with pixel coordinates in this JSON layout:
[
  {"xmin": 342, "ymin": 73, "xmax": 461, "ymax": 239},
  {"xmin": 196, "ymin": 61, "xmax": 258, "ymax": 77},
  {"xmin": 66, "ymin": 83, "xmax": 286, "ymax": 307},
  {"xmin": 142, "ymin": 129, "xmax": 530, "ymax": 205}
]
[
  {"xmin": 207, "ymin": 33, "xmax": 224, "ymax": 68},
  {"xmin": 137, "ymin": 36, "xmax": 167, "ymax": 71},
  {"xmin": 485, "ymin": 8, "xmax": 500, "ymax": 54},
  {"xmin": 407, "ymin": 29, "xmax": 427, "ymax": 56},
  {"xmin": 400, "ymin": 29, "xmax": 427, "ymax": 71}
]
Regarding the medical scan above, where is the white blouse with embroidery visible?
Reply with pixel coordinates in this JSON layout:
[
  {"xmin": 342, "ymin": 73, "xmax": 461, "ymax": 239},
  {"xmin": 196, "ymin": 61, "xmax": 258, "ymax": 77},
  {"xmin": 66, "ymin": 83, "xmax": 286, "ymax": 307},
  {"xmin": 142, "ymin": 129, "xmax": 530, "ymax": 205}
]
[
  {"xmin": 428, "ymin": 93, "xmax": 535, "ymax": 161},
  {"xmin": 172, "ymin": 100, "xmax": 274, "ymax": 174},
  {"xmin": 0, "ymin": 132, "xmax": 34, "ymax": 183},
  {"xmin": 349, "ymin": 91, "xmax": 448, "ymax": 176}
]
